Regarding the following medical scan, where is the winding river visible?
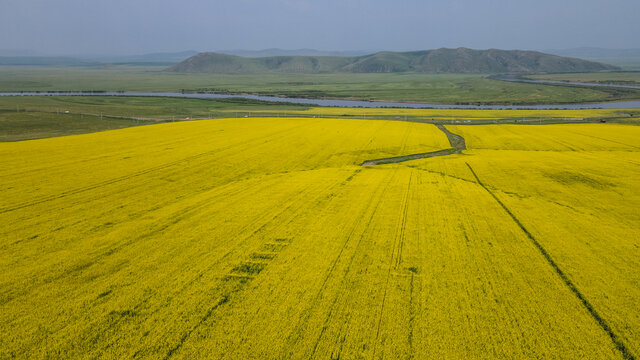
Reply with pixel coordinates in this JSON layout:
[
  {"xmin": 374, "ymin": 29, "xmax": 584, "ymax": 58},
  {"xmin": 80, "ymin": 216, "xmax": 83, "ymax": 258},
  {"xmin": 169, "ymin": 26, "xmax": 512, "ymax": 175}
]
[{"xmin": 1, "ymin": 88, "xmax": 639, "ymax": 110}]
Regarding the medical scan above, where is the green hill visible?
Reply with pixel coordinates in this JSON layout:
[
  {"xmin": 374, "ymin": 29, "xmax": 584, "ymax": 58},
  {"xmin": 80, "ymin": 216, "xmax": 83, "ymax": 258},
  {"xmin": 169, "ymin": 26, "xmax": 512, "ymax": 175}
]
[{"xmin": 166, "ymin": 48, "xmax": 619, "ymax": 74}]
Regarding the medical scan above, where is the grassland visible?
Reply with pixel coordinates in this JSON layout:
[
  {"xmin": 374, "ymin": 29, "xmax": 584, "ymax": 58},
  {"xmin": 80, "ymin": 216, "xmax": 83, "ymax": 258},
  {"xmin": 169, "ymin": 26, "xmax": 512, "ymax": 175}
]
[
  {"xmin": 1, "ymin": 115, "xmax": 639, "ymax": 359},
  {"xmin": 0, "ymin": 95, "xmax": 307, "ymax": 118},
  {"xmin": 1, "ymin": 66, "xmax": 639, "ymax": 104},
  {"xmin": 0, "ymin": 111, "xmax": 152, "ymax": 142},
  {"xmin": 2, "ymin": 95, "xmax": 639, "ymax": 142},
  {"xmin": 529, "ymin": 72, "xmax": 640, "ymax": 86},
  {"xmin": 3, "ymin": 95, "xmax": 637, "ymax": 142},
  {"xmin": 0, "ymin": 96, "xmax": 309, "ymax": 141}
]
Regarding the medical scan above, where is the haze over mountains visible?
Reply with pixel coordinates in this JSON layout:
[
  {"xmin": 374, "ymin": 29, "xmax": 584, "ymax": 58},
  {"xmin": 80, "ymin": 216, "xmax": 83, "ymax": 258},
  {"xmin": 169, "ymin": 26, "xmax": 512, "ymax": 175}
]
[
  {"xmin": 1, "ymin": 47, "xmax": 636, "ymax": 71},
  {"xmin": 0, "ymin": 50, "xmax": 199, "ymax": 66},
  {"xmin": 217, "ymin": 49, "xmax": 373, "ymax": 58},
  {"xmin": 544, "ymin": 48, "xmax": 640, "ymax": 69},
  {"xmin": 167, "ymin": 48, "xmax": 619, "ymax": 74}
]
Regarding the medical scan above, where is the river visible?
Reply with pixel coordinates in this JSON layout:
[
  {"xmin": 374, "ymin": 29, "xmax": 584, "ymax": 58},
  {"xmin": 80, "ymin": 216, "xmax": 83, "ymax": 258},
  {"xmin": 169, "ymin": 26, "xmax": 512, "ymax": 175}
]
[{"xmin": 1, "ymin": 91, "xmax": 639, "ymax": 109}]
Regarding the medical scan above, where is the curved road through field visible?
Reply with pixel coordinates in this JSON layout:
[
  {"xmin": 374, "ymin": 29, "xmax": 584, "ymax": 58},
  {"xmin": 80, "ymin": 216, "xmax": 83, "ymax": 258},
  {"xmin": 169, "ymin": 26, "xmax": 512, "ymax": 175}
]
[
  {"xmin": 361, "ymin": 123, "xmax": 638, "ymax": 360},
  {"xmin": 361, "ymin": 124, "xmax": 466, "ymax": 166}
]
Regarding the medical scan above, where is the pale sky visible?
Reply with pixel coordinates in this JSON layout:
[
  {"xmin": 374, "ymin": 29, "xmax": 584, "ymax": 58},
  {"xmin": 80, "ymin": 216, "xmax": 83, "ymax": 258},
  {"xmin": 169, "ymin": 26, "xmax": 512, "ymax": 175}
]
[{"xmin": 1, "ymin": 0, "xmax": 638, "ymax": 55}]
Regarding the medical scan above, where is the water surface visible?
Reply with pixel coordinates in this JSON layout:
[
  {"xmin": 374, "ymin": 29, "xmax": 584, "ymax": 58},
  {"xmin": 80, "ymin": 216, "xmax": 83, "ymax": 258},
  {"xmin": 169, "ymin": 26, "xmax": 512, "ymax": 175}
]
[{"xmin": 1, "ymin": 91, "xmax": 639, "ymax": 109}]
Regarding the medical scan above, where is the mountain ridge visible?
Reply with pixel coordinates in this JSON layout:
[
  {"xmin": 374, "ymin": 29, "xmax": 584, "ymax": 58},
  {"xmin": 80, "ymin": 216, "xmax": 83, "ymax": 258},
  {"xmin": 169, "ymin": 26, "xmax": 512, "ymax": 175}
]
[
  {"xmin": 166, "ymin": 48, "xmax": 620, "ymax": 74},
  {"xmin": 216, "ymin": 48, "xmax": 372, "ymax": 58}
]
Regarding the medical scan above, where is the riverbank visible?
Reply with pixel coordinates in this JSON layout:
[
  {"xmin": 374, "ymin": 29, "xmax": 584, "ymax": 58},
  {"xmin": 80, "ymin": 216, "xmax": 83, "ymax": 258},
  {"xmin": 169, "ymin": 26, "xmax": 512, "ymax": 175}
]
[{"xmin": 2, "ymin": 92, "xmax": 640, "ymax": 109}]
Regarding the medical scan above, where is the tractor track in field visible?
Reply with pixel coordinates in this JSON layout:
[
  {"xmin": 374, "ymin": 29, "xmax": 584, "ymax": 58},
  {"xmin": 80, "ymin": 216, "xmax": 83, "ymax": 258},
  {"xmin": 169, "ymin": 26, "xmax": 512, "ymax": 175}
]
[
  {"xmin": 466, "ymin": 162, "xmax": 636, "ymax": 360},
  {"xmin": 360, "ymin": 121, "xmax": 635, "ymax": 359},
  {"xmin": 162, "ymin": 168, "xmax": 365, "ymax": 359},
  {"xmin": 162, "ymin": 238, "xmax": 294, "ymax": 360},
  {"xmin": 306, "ymin": 174, "xmax": 390, "ymax": 358},
  {"xmin": 161, "ymin": 172, "xmax": 349, "ymax": 359},
  {"xmin": 371, "ymin": 171, "xmax": 413, "ymax": 359},
  {"xmin": 361, "ymin": 125, "xmax": 466, "ymax": 166},
  {"xmin": 565, "ymin": 129, "xmax": 640, "ymax": 150},
  {"xmin": 308, "ymin": 169, "xmax": 405, "ymax": 360},
  {"xmin": 285, "ymin": 169, "xmax": 391, "ymax": 359}
]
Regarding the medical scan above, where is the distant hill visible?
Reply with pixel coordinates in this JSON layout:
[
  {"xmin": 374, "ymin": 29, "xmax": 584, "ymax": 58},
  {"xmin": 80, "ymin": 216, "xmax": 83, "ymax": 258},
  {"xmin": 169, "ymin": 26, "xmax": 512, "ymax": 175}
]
[
  {"xmin": 89, "ymin": 51, "xmax": 199, "ymax": 65},
  {"xmin": 167, "ymin": 48, "xmax": 620, "ymax": 74},
  {"xmin": 0, "ymin": 51, "xmax": 198, "ymax": 66},
  {"xmin": 545, "ymin": 47, "xmax": 640, "ymax": 70},
  {"xmin": 217, "ymin": 48, "xmax": 372, "ymax": 58},
  {"xmin": 546, "ymin": 47, "xmax": 640, "ymax": 59},
  {"xmin": 0, "ymin": 56, "xmax": 101, "ymax": 66}
]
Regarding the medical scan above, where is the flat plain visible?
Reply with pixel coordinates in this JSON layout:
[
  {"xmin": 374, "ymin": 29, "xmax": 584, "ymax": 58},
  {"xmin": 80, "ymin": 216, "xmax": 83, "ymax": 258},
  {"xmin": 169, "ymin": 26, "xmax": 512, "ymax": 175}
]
[
  {"xmin": 2, "ymin": 95, "xmax": 638, "ymax": 142},
  {"xmin": 2, "ymin": 66, "xmax": 639, "ymax": 104},
  {"xmin": 529, "ymin": 72, "xmax": 640, "ymax": 86},
  {"xmin": 1, "ymin": 114, "xmax": 638, "ymax": 359}
]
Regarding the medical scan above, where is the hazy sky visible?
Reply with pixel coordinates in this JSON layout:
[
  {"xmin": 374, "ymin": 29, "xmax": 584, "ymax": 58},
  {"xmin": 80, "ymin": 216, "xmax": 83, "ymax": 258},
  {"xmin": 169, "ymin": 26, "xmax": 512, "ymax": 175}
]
[{"xmin": 1, "ymin": 0, "xmax": 639, "ymax": 55}]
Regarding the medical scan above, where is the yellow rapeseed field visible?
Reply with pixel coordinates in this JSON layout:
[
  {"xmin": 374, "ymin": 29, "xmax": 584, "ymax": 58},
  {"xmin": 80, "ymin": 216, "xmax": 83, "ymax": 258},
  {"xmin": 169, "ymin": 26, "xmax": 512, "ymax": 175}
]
[
  {"xmin": 1, "ymin": 116, "xmax": 639, "ymax": 359},
  {"xmin": 222, "ymin": 107, "xmax": 634, "ymax": 121}
]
